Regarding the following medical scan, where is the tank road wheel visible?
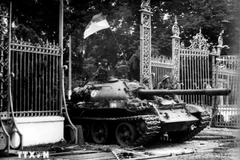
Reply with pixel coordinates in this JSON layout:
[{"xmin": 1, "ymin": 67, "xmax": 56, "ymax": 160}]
[
  {"xmin": 91, "ymin": 122, "xmax": 109, "ymax": 144},
  {"xmin": 115, "ymin": 122, "xmax": 137, "ymax": 147}
]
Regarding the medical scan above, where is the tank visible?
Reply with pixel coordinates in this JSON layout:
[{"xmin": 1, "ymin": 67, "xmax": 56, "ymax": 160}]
[{"xmin": 68, "ymin": 76, "xmax": 231, "ymax": 146}]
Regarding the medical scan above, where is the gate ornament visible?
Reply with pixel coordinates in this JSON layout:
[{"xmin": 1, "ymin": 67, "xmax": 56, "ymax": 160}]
[
  {"xmin": 0, "ymin": 3, "xmax": 9, "ymax": 35},
  {"xmin": 187, "ymin": 28, "xmax": 209, "ymax": 51},
  {"xmin": 172, "ymin": 16, "xmax": 180, "ymax": 37},
  {"xmin": 141, "ymin": 0, "xmax": 151, "ymax": 11},
  {"xmin": 0, "ymin": 3, "xmax": 8, "ymax": 16},
  {"xmin": 218, "ymin": 30, "xmax": 224, "ymax": 46},
  {"xmin": 11, "ymin": 37, "xmax": 60, "ymax": 55}
]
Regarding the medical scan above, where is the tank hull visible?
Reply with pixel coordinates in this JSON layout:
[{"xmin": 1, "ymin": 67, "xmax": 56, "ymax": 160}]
[{"xmin": 69, "ymin": 102, "xmax": 209, "ymax": 146}]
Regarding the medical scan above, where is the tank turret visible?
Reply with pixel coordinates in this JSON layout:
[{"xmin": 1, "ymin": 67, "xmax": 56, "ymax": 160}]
[
  {"xmin": 68, "ymin": 77, "xmax": 231, "ymax": 146},
  {"xmin": 71, "ymin": 77, "xmax": 230, "ymax": 102}
]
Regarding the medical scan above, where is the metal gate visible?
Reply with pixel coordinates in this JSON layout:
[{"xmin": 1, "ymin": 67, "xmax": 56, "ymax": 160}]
[
  {"xmin": 213, "ymin": 56, "xmax": 240, "ymax": 128},
  {"xmin": 0, "ymin": 1, "xmax": 76, "ymax": 152},
  {"xmin": 10, "ymin": 38, "xmax": 61, "ymax": 117},
  {"xmin": 178, "ymin": 29, "xmax": 214, "ymax": 107},
  {"xmin": 150, "ymin": 17, "xmax": 239, "ymax": 128},
  {"xmin": 0, "ymin": 2, "xmax": 62, "ymax": 118},
  {"xmin": 151, "ymin": 56, "xmax": 173, "ymax": 89}
]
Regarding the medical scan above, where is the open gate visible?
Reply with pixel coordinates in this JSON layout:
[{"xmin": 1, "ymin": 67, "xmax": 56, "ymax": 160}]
[
  {"xmin": 178, "ymin": 29, "xmax": 214, "ymax": 107},
  {"xmin": 213, "ymin": 56, "xmax": 240, "ymax": 128},
  {"xmin": 150, "ymin": 18, "xmax": 239, "ymax": 128},
  {"xmin": 0, "ymin": 1, "xmax": 62, "ymax": 152},
  {"xmin": 151, "ymin": 56, "xmax": 173, "ymax": 89},
  {"xmin": 10, "ymin": 37, "xmax": 61, "ymax": 117},
  {"xmin": 0, "ymin": 1, "xmax": 78, "ymax": 153}
]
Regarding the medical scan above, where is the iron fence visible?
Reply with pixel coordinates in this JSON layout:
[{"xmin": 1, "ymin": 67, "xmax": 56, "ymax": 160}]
[
  {"xmin": 10, "ymin": 38, "xmax": 61, "ymax": 117},
  {"xmin": 179, "ymin": 49, "xmax": 212, "ymax": 106},
  {"xmin": 150, "ymin": 19, "xmax": 239, "ymax": 128},
  {"xmin": 151, "ymin": 55, "xmax": 173, "ymax": 89},
  {"xmin": 213, "ymin": 56, "xmax": 240, "ymax": 128}
]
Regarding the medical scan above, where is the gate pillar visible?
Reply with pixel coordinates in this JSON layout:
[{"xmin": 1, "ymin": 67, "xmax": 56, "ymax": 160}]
[
  {"xmin": 171, "ymin": 16, "xmax": 181, "ymax": 81},
  {"xmin": 139, "ymin": 0, "xmax": 153, "ymax": 88},
  {"xmin": 0, "ymin": 2, "xmax": 9, "ymax": 113}
]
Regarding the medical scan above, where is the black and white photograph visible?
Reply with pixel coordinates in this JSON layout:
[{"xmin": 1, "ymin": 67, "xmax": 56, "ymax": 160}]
[{"xmin": 0, "ymin": 0, "xmax": 239, "ymax": 159}]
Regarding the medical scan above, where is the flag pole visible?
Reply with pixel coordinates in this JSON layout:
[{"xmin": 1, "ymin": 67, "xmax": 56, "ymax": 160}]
[
  {"xmin": 109, "ymin": 28, "xmax": 124, "ymax": 57},
  {"xmin": 68, "ymin": 35, "xmax": 72, "ymax": 100},
  {"xmin": 109, "ymin": 28, "xmax": 134, "ymax": 79}
]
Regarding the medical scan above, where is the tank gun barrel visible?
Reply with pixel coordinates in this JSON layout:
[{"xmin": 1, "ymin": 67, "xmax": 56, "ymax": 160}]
[{"xmin": 137, "ymin": 88, "xmax": 231, "ymax": 96}]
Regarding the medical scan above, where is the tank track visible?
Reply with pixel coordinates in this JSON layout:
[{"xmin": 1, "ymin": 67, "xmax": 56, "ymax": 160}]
[
  {"xmin": 133, "ymin": 115, "xmax": 161, "ymax": 146},
  {"xmin": 72, "ymin": 114, "xmax": 161, "ymax": 146},
  {"xmin": 160, "ymin": 111, "xmax": 211, "ymax": 143}
]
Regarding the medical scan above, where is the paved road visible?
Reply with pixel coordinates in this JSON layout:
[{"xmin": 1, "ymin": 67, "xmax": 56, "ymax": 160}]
[{"xmin": 1, "ymin": 127, "xmax": 239, "ymax": 160}]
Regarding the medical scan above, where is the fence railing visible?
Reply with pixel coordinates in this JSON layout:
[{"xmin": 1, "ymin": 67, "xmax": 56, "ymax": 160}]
[
  {"xmin": 151, "ymin": 55, "xmax": 173, "ymax": 88},
  {"xmin": 150, "ymin": 19, "xmax": 240, "ymax": 128},
  {"xmin": 213, "ymin": 55, "xmax": 240, "ymax": 128},
  {"xmin": 10, "ymin": 38, "xmax": 61, "ymax": 117},
  {"xmin": 179, "ymin": 48, "xmax": 212, "ymax": 106}
]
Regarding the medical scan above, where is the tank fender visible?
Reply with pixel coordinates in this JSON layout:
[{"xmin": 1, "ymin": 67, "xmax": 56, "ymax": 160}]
[{"xmin": 185, "ymin": 104, "xmax": 205, "ymax": 113}]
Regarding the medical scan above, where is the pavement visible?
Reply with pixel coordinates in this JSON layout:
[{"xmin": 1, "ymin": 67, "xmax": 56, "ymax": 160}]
[
  {"xmin": 0, "ymin": 127, "xmax": 239, "ymax": 160},
  {"xmin": 198, "ymin": 127, "xmax": 240, "ymax": 139}
]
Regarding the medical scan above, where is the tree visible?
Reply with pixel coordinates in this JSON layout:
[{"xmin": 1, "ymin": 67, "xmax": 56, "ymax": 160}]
[
  {"xmin": 5, "ymin": 0, "xmax": 236, "ymax": 82},
  {"xmin": 11, "ymin": 0, "xmax": 59, "ymax": 42}
]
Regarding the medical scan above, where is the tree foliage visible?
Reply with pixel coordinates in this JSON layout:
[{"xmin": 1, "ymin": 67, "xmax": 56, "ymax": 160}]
[{"xmin": 5, "ymin": 0, "xmax": 237, "ymax": 83}]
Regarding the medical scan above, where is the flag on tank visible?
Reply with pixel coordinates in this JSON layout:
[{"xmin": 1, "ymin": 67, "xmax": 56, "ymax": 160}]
[{"xmin": 83, "ymin": 13, "xmax": 110, "ymax": 39}]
